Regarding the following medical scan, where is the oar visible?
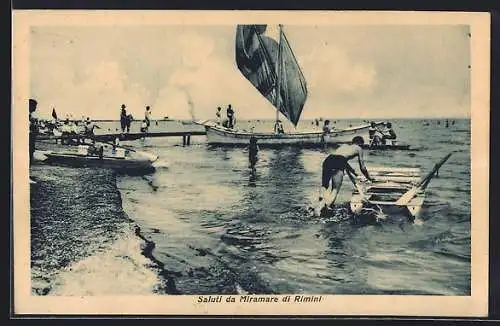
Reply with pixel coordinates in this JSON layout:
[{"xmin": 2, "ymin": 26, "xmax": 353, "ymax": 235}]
[{"xmin": 395, "ymin": 151, "xmax": 454, "ymax": 206}]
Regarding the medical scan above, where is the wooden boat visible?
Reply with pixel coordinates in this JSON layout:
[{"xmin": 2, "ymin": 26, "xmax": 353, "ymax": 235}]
[
  {"xmin": 34, "ymin": 143, "xmax": 158, "ymax": 174},
  {"xmin": 198, "ymin": 120, "xmax": 382, "ymax": 147},
  {"xmin": 361, "ymin": 140, "xmax": 411, "ymax": 151},
  {"xmin": 198, "ymin": 24, "xmax": 384, "ymax": 147},
  {"xmin": 349, "ymin": 152, "xmax": 453, "ymax": 220}
]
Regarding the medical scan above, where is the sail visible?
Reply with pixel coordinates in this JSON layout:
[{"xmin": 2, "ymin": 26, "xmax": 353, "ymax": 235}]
[
  {"xmin": 277, "ymin": 29, "xmax": 308, "ymax": 126},
  {"xmin": 235, "ymin": 25, "xmax": 307, "ymax": 126}
]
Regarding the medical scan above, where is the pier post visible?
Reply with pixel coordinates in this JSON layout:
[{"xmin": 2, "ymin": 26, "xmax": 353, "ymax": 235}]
[
  {"xmin": 182, "ymin": 135, "xmax": 186, "ymax": 146},
  {"xmin": 187, "ymin": 134, "xmax": 191, "ymax": 146}
]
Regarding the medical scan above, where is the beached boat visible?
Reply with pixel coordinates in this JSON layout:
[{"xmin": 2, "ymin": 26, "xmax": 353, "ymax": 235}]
[
  {"xmin": 349, "ymin": 152, "xmax": 453, "ymax": 220},
  {"xmin": 197, "ymin": 24, "xmax": 382, "ymax": 147},
  {"xmin": 34, "ymin": 143, "xmax": 158, "ymax": 174}
]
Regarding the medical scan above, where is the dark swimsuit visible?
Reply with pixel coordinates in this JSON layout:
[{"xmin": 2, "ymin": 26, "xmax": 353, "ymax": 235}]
[{"xmin": 321, "ymin": 154, "xmax": 356, "ymax": 188}]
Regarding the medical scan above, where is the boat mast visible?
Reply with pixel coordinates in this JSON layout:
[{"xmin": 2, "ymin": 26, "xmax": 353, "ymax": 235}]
[{"xmin": 275, "ymin": 24, "xmax": 283, "ymax": 130}]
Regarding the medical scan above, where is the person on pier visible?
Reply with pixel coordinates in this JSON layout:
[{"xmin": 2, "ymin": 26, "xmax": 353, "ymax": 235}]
[
  {"xmin": 120, "ymin": 104, "xmax": 127, "ymax": 133},
  {"xmin": 84, "ymin": 117, "xmax": 101, "ymax": 143},
  {"xmin": 126, "ymin": 114, "xmax": 133, "ymax": 133},
  {"xmin": 144, "ymin": 106, "xmax": 152, "ymax": 129}
]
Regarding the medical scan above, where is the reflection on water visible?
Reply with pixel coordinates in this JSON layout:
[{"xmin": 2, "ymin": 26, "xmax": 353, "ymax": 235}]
[{"xmin": 33, "ymin": 119, "xmax": 472, "ymax": 295}]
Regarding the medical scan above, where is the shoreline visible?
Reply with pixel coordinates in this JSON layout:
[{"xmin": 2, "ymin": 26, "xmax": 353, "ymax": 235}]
[{"xmin": 30, "ymin": 164, "xmax": 177, "ymax": 295}]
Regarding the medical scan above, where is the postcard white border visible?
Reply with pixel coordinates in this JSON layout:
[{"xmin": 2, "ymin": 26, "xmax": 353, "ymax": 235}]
[{"xmin": 12, "ymin": 10, "xmax": 490, "ymax": 316}]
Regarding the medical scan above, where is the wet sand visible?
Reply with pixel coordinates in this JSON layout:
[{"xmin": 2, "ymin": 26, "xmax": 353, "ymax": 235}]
[{"xmin": 29, "ymin": 164, "xmax": 172, "ymax": 295}]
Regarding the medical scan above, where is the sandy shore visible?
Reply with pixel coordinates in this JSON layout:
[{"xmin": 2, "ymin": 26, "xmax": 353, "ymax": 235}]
[{"xmin": 29, "ymin": 164, "xmax": 174, "ymax": 295}]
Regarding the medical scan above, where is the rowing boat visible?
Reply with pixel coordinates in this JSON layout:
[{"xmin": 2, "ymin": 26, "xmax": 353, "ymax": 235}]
[
  {"xmin": 34, "ymin": 144, "xmax": 158, "ymax": 174},
  {"xmin": 349, "ymin": 152, "xmax": 453, "ymax": 221},
  {"xmin": 198, "ymin": 120, "xmax": 382, "ymax": 148},
  {"xmin": 361, "ymin": 141, "xmax": 411, "ymax": 151}
]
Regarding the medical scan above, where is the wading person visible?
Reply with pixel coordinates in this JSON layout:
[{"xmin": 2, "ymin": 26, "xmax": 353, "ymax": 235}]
[
  {"xmin": 368, "ymin": 122, "xmax": 382, "ymax": 147},
  {"xmin": 315, "ymin": 136, "xmax": 375, "ymax": 217},
  {"xmin": 381, "ymin": 122, "xmax": 397, "ymax": 144},
  {"xmin": 248, "ymin": 136, "xmax": 259, "ymax": 173},
  {"xmin": 320, "ymin": 119, "xmax": 332, "ymax": 151}
]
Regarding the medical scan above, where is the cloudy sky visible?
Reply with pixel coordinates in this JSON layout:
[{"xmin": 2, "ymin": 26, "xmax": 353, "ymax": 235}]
[{"xmin": 30, "ymin": 24, "xmax": 470, "ymax": 122}]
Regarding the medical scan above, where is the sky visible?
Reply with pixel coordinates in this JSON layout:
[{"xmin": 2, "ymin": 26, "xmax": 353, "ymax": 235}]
[{"xmin": 29, "ymin": 24, "xmax": 471, "ymax": 122}]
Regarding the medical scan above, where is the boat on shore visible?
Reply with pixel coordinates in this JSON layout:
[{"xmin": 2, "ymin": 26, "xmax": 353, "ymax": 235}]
[
  {"xmin": 198, "ymin": 24, "xmax": 382, "ymax": 147},
  {"xmin": 34, "ymin": 142, "xmax": 158, "ymax": 174}
]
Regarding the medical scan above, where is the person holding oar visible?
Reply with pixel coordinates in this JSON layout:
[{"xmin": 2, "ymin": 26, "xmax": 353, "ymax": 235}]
[{"xmin": 314, "ymin": 136, "xmax": 375, "ymax": 217}]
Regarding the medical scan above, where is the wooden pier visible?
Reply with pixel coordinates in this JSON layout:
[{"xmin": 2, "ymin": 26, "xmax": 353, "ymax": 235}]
[{"xmin": 37, "ymin": 131, "xmax": 207, "ymax": 146}]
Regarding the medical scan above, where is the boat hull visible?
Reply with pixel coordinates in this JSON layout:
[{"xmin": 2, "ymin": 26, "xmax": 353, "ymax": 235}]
[
  {"xmin": 350, "ymin": 194, "xmax": 425, "ymax": 220},
  {"xmin": 40, "ymin": 152, "xmax": 155, "ymax": 174},
  {"xmin": 361, "ymin": 143, "xmax": 411, "ymax": 151},
  {"xmin": 198, "ymin": 121, "xmax": 377, "ymax": 147}
]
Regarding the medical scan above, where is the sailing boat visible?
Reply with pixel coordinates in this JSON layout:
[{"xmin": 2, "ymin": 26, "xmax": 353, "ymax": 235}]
[{"xmin": 197, "ymin": 24, "xmax": 382, "ymax": 147}]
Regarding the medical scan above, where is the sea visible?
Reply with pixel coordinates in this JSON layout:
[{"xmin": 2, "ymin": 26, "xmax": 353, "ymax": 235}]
[{"xmin": 30, "ymin": 118, "xmax": 471, "ymax": 296}]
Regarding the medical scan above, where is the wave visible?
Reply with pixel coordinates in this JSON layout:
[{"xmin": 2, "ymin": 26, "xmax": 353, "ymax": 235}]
[
  {"xmin": 49, "ymin": 224, "xmax": 165, "ymax": 296},
  {"xmin": 30, "ymin": 165, "xmax": 178, "ymax": 296}
]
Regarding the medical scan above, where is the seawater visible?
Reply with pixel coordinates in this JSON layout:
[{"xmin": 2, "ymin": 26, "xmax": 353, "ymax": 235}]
[{"xmin": 31, "ymin": 118, "xmax": 471, "ymax": 295}]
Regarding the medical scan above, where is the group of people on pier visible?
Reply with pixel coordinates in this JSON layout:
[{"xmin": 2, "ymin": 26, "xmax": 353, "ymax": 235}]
[{"xmin": 120, "ymin": 104, "xmax": 152, "ymax": 134}]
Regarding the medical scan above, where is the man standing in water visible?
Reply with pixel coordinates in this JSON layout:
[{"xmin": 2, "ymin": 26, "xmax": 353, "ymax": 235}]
[
  {"xmin": 321, "ymin": 120, "xmax": 332, "ymax": 151},
  {"xmin": 380, "ymin": 122, "xmax": 397, "ymax": 144},
  {"xmin": 248, "ymin": 135, "xmax": 259, "ymax": 173},
  {"xmin": 314, "ymin": 136, "xmax": 375, "ymax": 217}
]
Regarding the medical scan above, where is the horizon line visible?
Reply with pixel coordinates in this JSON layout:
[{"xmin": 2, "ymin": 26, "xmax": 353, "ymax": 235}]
[{"xmin": 36, "ymin": 116, "xmax": 471, "ymax": 122}]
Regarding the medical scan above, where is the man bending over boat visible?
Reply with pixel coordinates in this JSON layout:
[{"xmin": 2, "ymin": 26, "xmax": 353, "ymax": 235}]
[{"xmin": 314, "ymin": 136, "xmax": 375, "ymax": 217}]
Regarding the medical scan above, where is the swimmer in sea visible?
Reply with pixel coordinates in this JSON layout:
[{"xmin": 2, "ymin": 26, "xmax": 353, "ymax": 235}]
[{"xmin": 314, "ymin": 136, "xmax": 375, "ymax": 217}]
